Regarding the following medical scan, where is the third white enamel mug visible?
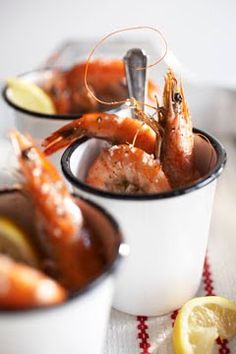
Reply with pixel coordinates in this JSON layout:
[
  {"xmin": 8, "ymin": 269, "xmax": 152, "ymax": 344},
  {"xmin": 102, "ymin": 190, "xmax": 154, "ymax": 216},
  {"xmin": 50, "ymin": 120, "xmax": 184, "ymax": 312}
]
[{"xmin": 0, "ymin": 188, "xmax": 124, "ymax": 354}]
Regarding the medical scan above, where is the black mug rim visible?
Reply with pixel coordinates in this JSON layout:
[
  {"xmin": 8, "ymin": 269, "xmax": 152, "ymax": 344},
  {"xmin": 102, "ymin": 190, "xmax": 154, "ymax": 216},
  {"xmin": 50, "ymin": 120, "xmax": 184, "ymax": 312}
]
[
  {"xmin": 61, "ymin": 128, "xmax": 227, "ymax": 201},
  {"xmin": 0, "ymin": 188, "xmax": 124, "ymax": 315},
  {"xmin": 2, "ymin": 68, "xmax": 127, "ymax": 120}
]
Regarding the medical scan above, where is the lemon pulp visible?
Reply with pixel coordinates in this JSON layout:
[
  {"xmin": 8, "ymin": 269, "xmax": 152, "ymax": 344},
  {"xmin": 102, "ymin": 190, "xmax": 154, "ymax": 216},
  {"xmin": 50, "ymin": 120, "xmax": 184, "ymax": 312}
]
[
  {"xmin": 0, "ymin": 216, "xmax": 38, "ymax": 267},
  {"xmin": 7, "ymin": 77, "xmax": 56, "ymax": 114},
  {"xmin": 173, "ymin": 296, "xmax": 236, "ymax": 354}
]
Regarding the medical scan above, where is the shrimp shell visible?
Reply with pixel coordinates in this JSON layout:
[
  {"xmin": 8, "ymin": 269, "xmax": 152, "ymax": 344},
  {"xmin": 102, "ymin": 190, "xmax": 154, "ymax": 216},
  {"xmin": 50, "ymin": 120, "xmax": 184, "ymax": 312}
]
[
  {"xmin": 42, "ymin": 113, "xmax": 157, "ymax": 156},
  {"xmin": 160, "ymin": 69, "xmax": 198, "ymax": 187},
  {"xmin": 10, "ymin": 130, "xmax": 83, "ymax": 242}
]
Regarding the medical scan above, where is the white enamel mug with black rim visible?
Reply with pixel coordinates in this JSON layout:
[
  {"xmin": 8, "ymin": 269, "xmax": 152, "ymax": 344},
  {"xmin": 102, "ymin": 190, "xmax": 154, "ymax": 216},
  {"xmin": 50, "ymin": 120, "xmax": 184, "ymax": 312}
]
[
  {"xmin": 61, "ymin": 129, "xmax": 226, "ymax": 316},
  {"xmin": 0, "ymin": 188, "xmax": 125, "ymax": 354},
  {"xmin": 2, "ymin": 69, "xmax": 130, "ymax": 168}
]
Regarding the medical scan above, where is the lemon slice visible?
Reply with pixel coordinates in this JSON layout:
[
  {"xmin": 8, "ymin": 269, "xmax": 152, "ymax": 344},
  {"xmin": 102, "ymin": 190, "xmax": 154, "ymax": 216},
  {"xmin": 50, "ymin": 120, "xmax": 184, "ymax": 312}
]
[
  {"xmin": 7, "ymin": 77, "xmax": 56, "ymax": 114},
  {"xmin": 173, "ymin": 296, "xmax": 236, "ymax": 354},
  {"xmin": 0, "ymin": 216, "xmax": 38, "ymax": 267}
]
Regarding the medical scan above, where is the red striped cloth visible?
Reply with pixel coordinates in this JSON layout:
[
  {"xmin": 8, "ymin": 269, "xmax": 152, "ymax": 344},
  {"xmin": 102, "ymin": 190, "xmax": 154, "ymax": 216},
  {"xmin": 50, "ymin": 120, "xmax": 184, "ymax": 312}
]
[{"xmin": 105, "ymin": 239, "xmax": 236, "ymax": 353}]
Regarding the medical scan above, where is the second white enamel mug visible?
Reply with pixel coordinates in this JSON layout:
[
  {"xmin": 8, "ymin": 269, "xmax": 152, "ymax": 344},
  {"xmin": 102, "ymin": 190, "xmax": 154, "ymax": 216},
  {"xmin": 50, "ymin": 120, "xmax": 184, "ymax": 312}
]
[{"xmin": 61, "ymin": 130, "xmax": 226, "ymax": 316}]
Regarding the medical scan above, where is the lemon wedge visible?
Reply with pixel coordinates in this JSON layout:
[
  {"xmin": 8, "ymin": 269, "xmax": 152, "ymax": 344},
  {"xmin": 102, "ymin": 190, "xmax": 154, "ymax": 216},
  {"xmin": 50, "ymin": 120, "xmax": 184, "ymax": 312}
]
[
  {"xmin": 0, "ymin": 216, "xmax": 38, "ymax": 267},
  {"xmin": 173, "ymin": 296, "xmax": 236, "ymax": 354},
  {"xmin": 7, "ymin": 77, "xmax": 56, "ymax": 114}
]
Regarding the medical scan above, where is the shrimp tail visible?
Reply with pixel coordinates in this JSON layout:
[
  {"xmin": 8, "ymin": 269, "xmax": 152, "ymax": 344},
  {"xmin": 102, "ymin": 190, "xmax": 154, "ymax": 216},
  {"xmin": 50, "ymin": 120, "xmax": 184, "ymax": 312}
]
[{"xmin": 42, "ymin": 119, "xmax": 84, "ymax": 155}]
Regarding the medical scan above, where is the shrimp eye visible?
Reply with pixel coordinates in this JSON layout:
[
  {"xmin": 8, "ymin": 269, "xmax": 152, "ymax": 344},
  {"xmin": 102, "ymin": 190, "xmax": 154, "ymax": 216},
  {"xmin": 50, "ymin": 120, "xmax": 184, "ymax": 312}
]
[{"xmin": 174, "ymin": 92, "xmax": 182, "ymax": 104}]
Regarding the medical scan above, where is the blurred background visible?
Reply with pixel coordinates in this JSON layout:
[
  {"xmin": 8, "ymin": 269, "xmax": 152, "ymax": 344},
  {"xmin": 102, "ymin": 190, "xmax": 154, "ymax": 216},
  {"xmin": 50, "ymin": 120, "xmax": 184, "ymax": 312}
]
[
  {"xmin": 1, "ymin": 0, "xmax": 235, "ymax": 238},
  {"xmin": 1, "ymin": 0, "xmax": 236, "ymax": 137},
  {"xmin": 0, "ymin": 0, "xmax": 236, "ymax": 223}
]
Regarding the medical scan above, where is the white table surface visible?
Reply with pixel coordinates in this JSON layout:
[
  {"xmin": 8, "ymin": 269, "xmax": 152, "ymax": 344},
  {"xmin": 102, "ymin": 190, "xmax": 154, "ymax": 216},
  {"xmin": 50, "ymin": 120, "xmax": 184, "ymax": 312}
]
[{"xmin": 1, "ymin": 0, "xmax": 236, "ymax": 88}]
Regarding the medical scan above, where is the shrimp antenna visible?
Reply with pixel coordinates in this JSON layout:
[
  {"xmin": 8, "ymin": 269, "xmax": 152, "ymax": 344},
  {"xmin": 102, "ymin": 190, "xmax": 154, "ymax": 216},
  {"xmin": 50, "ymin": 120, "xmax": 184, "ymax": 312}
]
[
  {"xmin": 131, "ymin": 122, "xmax": 145, "ymax": 148},
  {"xmin": 84, "ymin": 26, "xmax": 168, "ymax": 108}
]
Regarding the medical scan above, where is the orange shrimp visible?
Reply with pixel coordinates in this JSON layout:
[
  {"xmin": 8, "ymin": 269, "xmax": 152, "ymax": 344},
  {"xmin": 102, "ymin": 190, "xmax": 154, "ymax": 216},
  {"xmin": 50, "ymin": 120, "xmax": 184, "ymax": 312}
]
[
  {"xmin": 10, "ymin": 130, "xmax": 83, "ymax": 242},
  {"xmin": 10, "ymin": 131, "xmax": 103, "ymax": 291},
  {"xmin": 42, "ymin": 67, "xmax": 200, "ymax": 191},
  {"xmin": 43, "ymin": 59, "xmax": 159, "ymax": 115},
  {"xmin": 0, "ymin": 255, "xmax": 66, "ymax": 309},
  {"xmin": 66, "ymin": 59, "xmax": 127, "ymax": 113},
  {"xmin": 42, "ymin": 112, "xmax": 157, "ymax": 156},
  {"xmin": 160, "ymin": 69, "xmax": 198, "ymax": 188},
  {"xmin": 86, "ymin": 144, "xmax": 171, "ymax": 194}
]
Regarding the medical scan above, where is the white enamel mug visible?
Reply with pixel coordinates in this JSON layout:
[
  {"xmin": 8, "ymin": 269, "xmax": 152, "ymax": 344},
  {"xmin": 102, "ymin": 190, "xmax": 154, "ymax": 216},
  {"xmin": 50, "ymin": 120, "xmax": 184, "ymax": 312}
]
[
  {"xmin": 2, "ymin": 69, "xmax": 130, "ymax": 168},
  {"xmin": 0, "ymin": 188, "xmax": 125, "ymax": 354},
  {"xmin": 61, "ymin": 129, "xmax": 226, "ymax": 316}
]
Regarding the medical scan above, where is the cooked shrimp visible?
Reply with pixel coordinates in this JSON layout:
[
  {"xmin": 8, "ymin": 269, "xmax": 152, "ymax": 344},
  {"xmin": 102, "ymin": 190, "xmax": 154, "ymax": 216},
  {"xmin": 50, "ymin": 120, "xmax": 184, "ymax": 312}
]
[
  {"xmin": 10, "ymin": 130, "xmax": 83, "ymax": 242},
  {"xmin": 10, "ymin": 131, "xmax": 103, "ymax": 291},
  {"xmin": 42, "ymin": 112, "xmax": 157, "ymax": 156},
  {"xmin": 160, "ymin": 69, "xmax": 199, "ymax": 188},
  {"xmin": 0, "ymin": 255, "xmax": 66, "ymax": 309},
  {"xmin": 65, "ymin": 59, "xmax": 127, "ymax": 113},
  {"xmin": 43, "ymin": 67, "xmax": 200, "ymax": 191},
  {"xmin": 86, "ymin": 144, "xmax": 171, "ymax": 194},
  {"xmin": 85, "ymin": 70, "xmax": 200, "ymax": 192},
  {"xmin": 43, "ymin": 59, "xmax": 159, "ymax": 114}
]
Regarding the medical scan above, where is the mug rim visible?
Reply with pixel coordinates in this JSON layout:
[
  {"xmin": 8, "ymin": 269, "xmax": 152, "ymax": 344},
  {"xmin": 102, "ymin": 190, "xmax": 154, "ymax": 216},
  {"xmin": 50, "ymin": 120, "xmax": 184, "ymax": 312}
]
[
  {"xmin": 2, "ymin": 68, "xmax": 127, "ymax": 121},
  {"xmin": 0, "ymin": 188, "xmax": 124, "ymax": 315},
  {"xmin": 61, "ymin": 128, "xmax": 227, "ymax": 201}
]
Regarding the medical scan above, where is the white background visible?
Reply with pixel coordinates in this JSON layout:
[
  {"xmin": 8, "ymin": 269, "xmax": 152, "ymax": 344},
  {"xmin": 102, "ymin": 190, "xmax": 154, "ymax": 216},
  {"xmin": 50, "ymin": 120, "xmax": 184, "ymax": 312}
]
[
  {"xmin": 0, "ymin": 0, "xmax": 236, "ymax": 137},
  {"xmin": 1, "ymin": 0, "xmax": 236, "ymax": 85}
]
